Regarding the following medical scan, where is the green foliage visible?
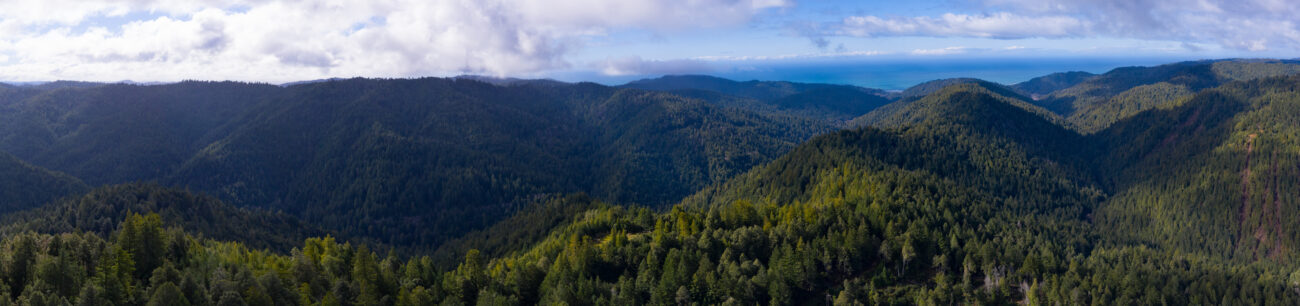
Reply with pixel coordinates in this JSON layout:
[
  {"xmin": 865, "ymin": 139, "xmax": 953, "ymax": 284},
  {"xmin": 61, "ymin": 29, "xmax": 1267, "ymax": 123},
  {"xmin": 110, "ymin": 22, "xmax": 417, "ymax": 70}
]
[
  {"xmin": 0, "ymin": 151, "xmax": 86, "ymax": 214},
  {"xmin": 769, "ymin": 86, "xmax": 891, "ymax": 121},
  {"xmin": 163, "ymin": 78, "xmax": 828, "ymax": 247},
  {"xmin": 1092, "ymin": 75, "xmax": 1300, "ymax": 262},
  {"xmin": 1031, "ymin": 59, "xmax": 1300, "ymax": 132},
  {"xmin": 1068, "ymin": 82, "xmax": 1195, "ymax": 133},
  {"xmin": 0, "ymin": 82, "xmax": 282, "ymax": 185},
  {"xmin": 622, "ymin": 75, "xmax": 893, "ymax": 123},
  {"xmin": 0, "ymin": 184, "xmax": 327, "ymax": 252},
  {"xmin": 622, "ymin": 75, "xmax": 887, "ymax": 101},
  {"xmin": 1011, "ymin": 71, "xmax": 1096, "ymax": 97},
  {"xmin": 892, "ymin": 77, "xmax": 992, "ymax": 99},
  {"xmin": 401, "ymin": 75, "xmax": 1300, "ymax": 305},
  {"xmin": 429, "ymin": 194, "xmax": 606, "ymax": 268},
  {"xmin": 0, "ymin": 77, "xmax": 838, "ymax": 251},
  {"xmin": 2, "ymin": 60, "xmax": 1300, "ymax": 305}
]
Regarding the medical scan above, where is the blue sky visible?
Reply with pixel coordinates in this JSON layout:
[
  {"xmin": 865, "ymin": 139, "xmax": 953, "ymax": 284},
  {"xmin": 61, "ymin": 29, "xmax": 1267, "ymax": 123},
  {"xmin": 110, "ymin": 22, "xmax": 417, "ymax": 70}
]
[{"xmin": 0, "ymin": 0, "xmax": 1295, "ymax": 85}]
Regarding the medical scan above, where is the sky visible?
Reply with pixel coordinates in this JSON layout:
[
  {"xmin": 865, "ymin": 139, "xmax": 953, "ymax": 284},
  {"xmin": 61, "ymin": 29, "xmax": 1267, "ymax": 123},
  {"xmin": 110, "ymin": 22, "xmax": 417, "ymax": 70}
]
[{"xmin": 0, "ymin": 0, "xmax": 1297, "ymax": 87}]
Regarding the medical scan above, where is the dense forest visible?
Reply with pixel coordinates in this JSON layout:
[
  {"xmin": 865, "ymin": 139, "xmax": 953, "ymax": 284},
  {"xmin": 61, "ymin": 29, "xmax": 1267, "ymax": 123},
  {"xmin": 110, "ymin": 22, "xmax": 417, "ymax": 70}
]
[
  {"xmin": 0, "ymin": 59, "xmax": 1299, "ymax": 304},
  {"xmin": 0, "ymin": 78, "xmax": 835, "ymax": 248}
]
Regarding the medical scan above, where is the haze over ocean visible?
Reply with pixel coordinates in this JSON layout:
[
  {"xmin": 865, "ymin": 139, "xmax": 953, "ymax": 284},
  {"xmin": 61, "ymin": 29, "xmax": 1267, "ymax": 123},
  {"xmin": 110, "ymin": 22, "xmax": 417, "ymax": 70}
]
[{"xmin": 561, "ymin": 56, "xmax": 1205, "ymax": 90}]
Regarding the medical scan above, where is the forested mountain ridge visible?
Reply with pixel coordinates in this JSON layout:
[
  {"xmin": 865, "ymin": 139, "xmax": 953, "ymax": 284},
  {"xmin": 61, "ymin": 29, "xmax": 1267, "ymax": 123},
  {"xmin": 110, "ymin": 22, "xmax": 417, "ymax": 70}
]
[
  {"xmin": 622, "ymin": 75, "xmax": 892, "ymax": 122},
  {"xmin": 0, "ymin": 81, "xmax": 282, "ymax": 185},
  {"xmin": 0, "ymin": 77, "xmax": 834, "ymax": 250},
  {"xmin": 408, "ymin": 75, "xmax": 1300, "ymax": 305},
  {"xmin": 622, "ymin": 75, "xmax": 888, "ymax": 100},
  {"xmin": 891, "ymin": 77, "xmax": 988, "ymax": 99},
  {"xmin": 1032, "ymin": 59, "xmax": 1300, "ymax": 133},
  {"xmin": 165, "ymin": 78, "xmax": 831, "ymax": 247},
  {"xmin": 1091, "ymin": 74, "xmax": 1300, "ymax": 262},
  {"xmin": 849, "ymin": 80, "xmax": 1071, "ymax": 131},
  {"xmin": 1011, "ymin": 71, "xmax": 1096, "ymax": 97},
  {"xmin": 0, "ymin": 151, "xmax": 87, "ymax": 214},
  {"xmin": 0, "ymin": 59, "xmax": 1299, "ymax": 305},
  {"xmin": 0, "ymin": 184, "xmax": 329, "ymax": 252}
]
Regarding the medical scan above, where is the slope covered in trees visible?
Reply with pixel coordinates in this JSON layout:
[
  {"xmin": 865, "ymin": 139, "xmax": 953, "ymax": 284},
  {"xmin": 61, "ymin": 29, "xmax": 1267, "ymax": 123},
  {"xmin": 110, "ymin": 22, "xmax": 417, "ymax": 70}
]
[
  {"xmin": 894, "ymin": 77, "xmax": 993, "ymax": 98},
  {"xmin": 622, "ymin": 75, "xmax": 887, "ymax": 101},
  {"xmin": 1031, "ymin": 59, "xmax": 1300, "ymax": 132},
  {"xmin": 0, "ymin": 77, "xmax": 842, "ymax": 250},
  {"xmin": 1011, "ymin": 71, "xmax": 1096, "ymax": 97},
  {"xmin": 848, "ymin": 80, "xmax": 1068, "ymax": 131},
  {"xmin": 0, "ymin": 82, "xmax": 281, "ymax": 185},
  {"xmin": 0, "ymin": 184, "xmax": 328, "ymax": 251},
  {"xmin": 1091, "ymin": 75, "xmax": 1300, "ymax": 262},
  {"xmin": 0, "ymin": 151, "xmax": 87, "ymax": 214},
  {"xmin": 1, "ymin": 59, "xmax": 1299, "ymax": 305},
  {"xmin": 622, "ymin": 75, "xmax": 891, "ymax": 122},
  {"xmin": 407, "ymin": 76, "xmax": 1300, "ymax": 305},
  {"xmin": 166, "ymin": 78, "xmax": 830, "ymax": 247}
]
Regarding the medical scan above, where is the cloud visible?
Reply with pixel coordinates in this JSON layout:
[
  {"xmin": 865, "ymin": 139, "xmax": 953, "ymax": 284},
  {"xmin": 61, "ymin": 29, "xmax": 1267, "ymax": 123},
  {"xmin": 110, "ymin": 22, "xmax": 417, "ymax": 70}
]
[
  {"xmin": 785, "ymin": 21, "xmax": 832, "ymax": 50},
  {"xmin": 838, "ymin": 0, "xmax": 1300, "ymax": 51},
  {"xmin": 595, "ymin": 56, "xmax": 712, "ymax": 76},
  {"xmin": 0, "ymin": 0, "xmax": 788, "ymax": 82},
  {"xmin": 910, "ymin": 47, "xmax": 970, "ymax": 56},
  {"xmin": 841, "ymin": 12, "xmax": 1088, "ymax": 39},
  {"xmin": 692, "ymin": 50, "xmax": 888, "ymax": 61}
]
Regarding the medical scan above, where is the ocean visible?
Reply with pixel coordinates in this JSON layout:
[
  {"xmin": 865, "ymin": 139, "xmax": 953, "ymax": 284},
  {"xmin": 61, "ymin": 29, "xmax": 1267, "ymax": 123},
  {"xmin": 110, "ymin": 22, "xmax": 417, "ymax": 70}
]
[{"xmin": 561, "ymin": 56, "xmax": 1204, "ymax": 91}]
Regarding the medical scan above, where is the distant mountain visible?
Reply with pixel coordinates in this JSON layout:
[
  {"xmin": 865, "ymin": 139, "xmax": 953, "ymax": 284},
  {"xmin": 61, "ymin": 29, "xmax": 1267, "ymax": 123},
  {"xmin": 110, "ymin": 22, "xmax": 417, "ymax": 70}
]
[
  {"xmin": 1, "ymin": 77, "xmax": 837, "ymax": 248},
  {"xmin": 1, "ymin": 59, "xmax": 1299, "ymax": 305},
  {"xmin": 1033, "ymin": 59, "xmax": 1300, "ymax": 132},
  {"xmin": 698, "ymin": 82, "xmax": 1091, "ymax": 210},
  {"xmin": 891, "ymin": 77, "xmax": 987, "ymax": 99},
  {"xmin": 0, "ymin": 151, "xmax": 87, "ymax": 214},
  {"xmin": 1012, "ymin": 71, "xmax": 1096, "ymax": 97},
  {"xmin": 279, "ymin": 77, "xmax": 346, "ymax": 87},
  {"xmin": 453, "ymin": 75, "xmax": 570, "ymax": 87},
  {"xmin": 623, "ymin": 75, "xmax": 803, "ymax": 100},
  {"xmin": 768, "ymin": 86, "xmax": 892, "ymax": 121},
  {"xmin": 0, "ymin": 81, "xmax": 282, "ymax": 185},
  {"xmin": 851, "ymin": 79, "xmax": 1061, "ymax": 128},
  {"xmin": 27, "ymin": 81, "xmax": 108, "ymax": 90},
  {"xmin": 438, "ymin": 76, "xmax": 1300, "ymax": 305},
  {"xmin": 623, "ymin": 75, "xmax": 891, "ymax": 122}
]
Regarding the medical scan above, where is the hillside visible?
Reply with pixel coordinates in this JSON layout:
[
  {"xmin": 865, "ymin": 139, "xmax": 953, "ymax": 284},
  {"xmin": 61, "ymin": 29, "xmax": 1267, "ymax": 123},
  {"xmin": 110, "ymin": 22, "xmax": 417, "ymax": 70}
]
[
  {"xmin": 1032, "ymin": 59, "xmax": 1300, "ymax": 132},
  {"xmin": 622, "ymin": 75, "xmax": 892, "ymax": 122},
  {"xmin": 622, "ymin": 75, "xmax": 879, "ymax": 100},
  {"xmin": 1, "ymin": 60, "xmax": 1299, "ymax": 305},
  {"xmin": 410, "ymin": 77, "xmax": 1300, "ymax": 305},
  {"xmin": 0, "ymin": 81, "xmax": 282, "ymax": 185},
  {"xmin": 892, "ymin": 77, "xmax": 987, "ymax": 99},
  {"xmin": 768, "ymin": 86, "xmax": 892, "ymax": 121},
  {"xmin": 160, "ymin": 78, "xmax": 828, "ymax": 247},
  {"xmin": 849, "ymin": 81, "xmax": 1068, "ymax": 130},
  {"xmin": 0, "ymin": 151, "xmax": 88, "ymax": 213},
  {"xmin": 0, "ymin": 183, "xmax": 328, "ymax": 251},
  {"xmin": 0, "ymin": 77, "xmax": 833, "ymax": 250},
  {"xmin": 1012, "ymin": 71, "xmax": 1096, "ymax": 97},
  {"xmin": 1090, "ymin": 75, "xmax": 1300, "ymax": 262}
]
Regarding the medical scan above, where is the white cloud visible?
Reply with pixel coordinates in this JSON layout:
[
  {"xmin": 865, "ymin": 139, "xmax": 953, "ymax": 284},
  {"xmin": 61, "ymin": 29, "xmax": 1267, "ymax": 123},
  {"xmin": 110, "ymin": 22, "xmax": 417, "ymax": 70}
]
[
  {"xmin": 910, "ymin": 47, "xmax": 969, "ymax": 56},
  {"xmin": 841, "ymin": 12, "xmax": 1089, "ymax": 39},
  {"xmin": 0, "ymin": 0, "xmax": 788, "ymax": 82},
  {"xmin": 692, "ymin": 50, "xmax": 888, "ymax": 61},
  {"xmin": 596, "ymin": 56, "xmax": 712, "ymax": 76},
  {"xmin": 838, "ymin": 0, "xmax": 1300, "ymax": 51}
]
